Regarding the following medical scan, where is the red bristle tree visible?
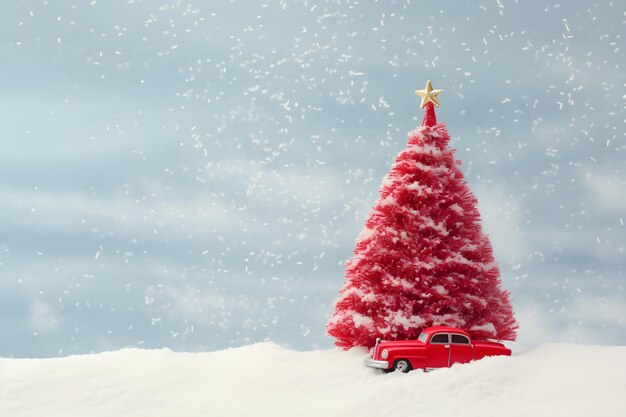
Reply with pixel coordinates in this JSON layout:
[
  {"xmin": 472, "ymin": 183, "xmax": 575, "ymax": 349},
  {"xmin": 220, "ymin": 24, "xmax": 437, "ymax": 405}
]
[{"xmin": 327, "ymin": 81, "xmax": 517, "ymax": 349}]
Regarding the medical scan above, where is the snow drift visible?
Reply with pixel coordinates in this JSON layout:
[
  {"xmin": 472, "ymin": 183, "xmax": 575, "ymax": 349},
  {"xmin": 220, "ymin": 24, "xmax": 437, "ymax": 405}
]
[{"xmin": 1, "ymin": 343, "xmax": 624, "ymax": 417}]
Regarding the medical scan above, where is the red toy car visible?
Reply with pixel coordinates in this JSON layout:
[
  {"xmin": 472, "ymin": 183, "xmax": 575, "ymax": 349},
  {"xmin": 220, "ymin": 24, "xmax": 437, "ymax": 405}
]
[{"xmin": 364, "ymin": 326, "xmax": 511, "ymax": 372}]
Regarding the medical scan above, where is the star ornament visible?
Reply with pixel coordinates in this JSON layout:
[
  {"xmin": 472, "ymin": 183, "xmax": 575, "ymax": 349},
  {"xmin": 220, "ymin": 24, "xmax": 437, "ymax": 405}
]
[{"xmin": 415, "ymin": 80, "xmax": 443, "ymax": 109}]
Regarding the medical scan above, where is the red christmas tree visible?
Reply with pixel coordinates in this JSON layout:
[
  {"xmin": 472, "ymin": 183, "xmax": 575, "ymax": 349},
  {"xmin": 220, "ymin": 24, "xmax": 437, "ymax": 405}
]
[{"xmin": 328, "ymin": 81, "xmax": 517, "ymax": 349}]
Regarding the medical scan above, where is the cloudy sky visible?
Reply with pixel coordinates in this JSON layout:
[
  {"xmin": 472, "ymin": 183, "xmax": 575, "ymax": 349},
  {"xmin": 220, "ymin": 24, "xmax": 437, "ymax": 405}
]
[{"xmin": 1, "ymin": 0, "xmax": 624, "ymax": 357}]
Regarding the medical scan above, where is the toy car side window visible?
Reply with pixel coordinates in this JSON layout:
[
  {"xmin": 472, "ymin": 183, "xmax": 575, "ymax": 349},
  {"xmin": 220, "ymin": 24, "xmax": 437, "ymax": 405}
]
[
  {"xmin": 451, "ymin": 334, "xmax": 470, "ymax": 344},
  {"xmin": 430, "ymin": 333, "xmax": 449, "ymax": 344}
]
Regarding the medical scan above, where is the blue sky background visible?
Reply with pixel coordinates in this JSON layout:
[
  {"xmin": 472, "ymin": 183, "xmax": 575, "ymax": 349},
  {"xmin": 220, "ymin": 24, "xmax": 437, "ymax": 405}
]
[{"xmin": 0, "ymin": 0, "xmax": 624, "ymax": 357}]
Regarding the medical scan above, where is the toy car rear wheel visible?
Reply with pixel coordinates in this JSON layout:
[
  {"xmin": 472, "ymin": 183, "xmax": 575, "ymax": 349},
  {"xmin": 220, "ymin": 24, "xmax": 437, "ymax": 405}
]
[{"xmin": 393, "ymin": 359, "xmax": 412, "ymax": 373}]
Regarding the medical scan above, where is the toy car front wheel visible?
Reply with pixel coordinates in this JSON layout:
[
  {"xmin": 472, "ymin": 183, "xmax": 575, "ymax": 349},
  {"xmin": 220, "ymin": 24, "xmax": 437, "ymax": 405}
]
[{"xmin": 393, "ymin": 359, "xmax": 412, "ymax": 373}]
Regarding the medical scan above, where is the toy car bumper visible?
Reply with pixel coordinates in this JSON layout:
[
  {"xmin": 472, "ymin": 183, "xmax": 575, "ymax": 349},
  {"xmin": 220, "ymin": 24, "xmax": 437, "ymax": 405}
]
[{"xmin": 364, "ymin": 357, "xmax": 389, "ymax": 369}]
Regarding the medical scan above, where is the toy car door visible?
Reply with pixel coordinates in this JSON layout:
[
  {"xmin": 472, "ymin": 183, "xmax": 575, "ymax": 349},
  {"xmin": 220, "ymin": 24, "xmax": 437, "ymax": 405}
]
[
  {"xmin": 449, "ymin": 333, "xmax": 473, "ymax": 365},
  {"xmin": 426, "ymin": 332, "xmax": 450, "ymax": 368}
]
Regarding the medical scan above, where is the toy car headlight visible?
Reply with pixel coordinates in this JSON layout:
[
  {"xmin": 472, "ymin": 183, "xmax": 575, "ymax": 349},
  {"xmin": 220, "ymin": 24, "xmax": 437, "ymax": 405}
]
[{"xmin": 381, "ymin": 349, "xmax": 389, "ymax": 359}]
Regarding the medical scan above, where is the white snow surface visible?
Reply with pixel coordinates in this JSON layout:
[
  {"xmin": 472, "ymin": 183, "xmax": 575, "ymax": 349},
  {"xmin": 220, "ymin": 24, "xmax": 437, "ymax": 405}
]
[{"xmin": 1, "ymin": 343, "xmax": 624, "ymax": 417}]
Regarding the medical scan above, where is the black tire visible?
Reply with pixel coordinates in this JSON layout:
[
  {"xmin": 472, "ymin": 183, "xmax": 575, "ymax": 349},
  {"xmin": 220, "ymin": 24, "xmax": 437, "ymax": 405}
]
[{"xmin": 393, "ymin": 359, "xmax": 412, "ymax": 373}]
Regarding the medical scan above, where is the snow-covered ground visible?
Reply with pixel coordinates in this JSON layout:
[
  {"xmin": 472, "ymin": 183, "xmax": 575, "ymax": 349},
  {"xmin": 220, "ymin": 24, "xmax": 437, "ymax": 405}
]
[{"xmin": 1, "ymin": 343, "xmax": 624, "ymax": 417}]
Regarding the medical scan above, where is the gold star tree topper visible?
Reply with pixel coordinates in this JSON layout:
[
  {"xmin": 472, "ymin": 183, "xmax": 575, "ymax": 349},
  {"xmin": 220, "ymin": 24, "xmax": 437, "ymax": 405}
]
[{"xmin": 415, "ymin": 80, "xmax": 443, "ymax": 108}]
